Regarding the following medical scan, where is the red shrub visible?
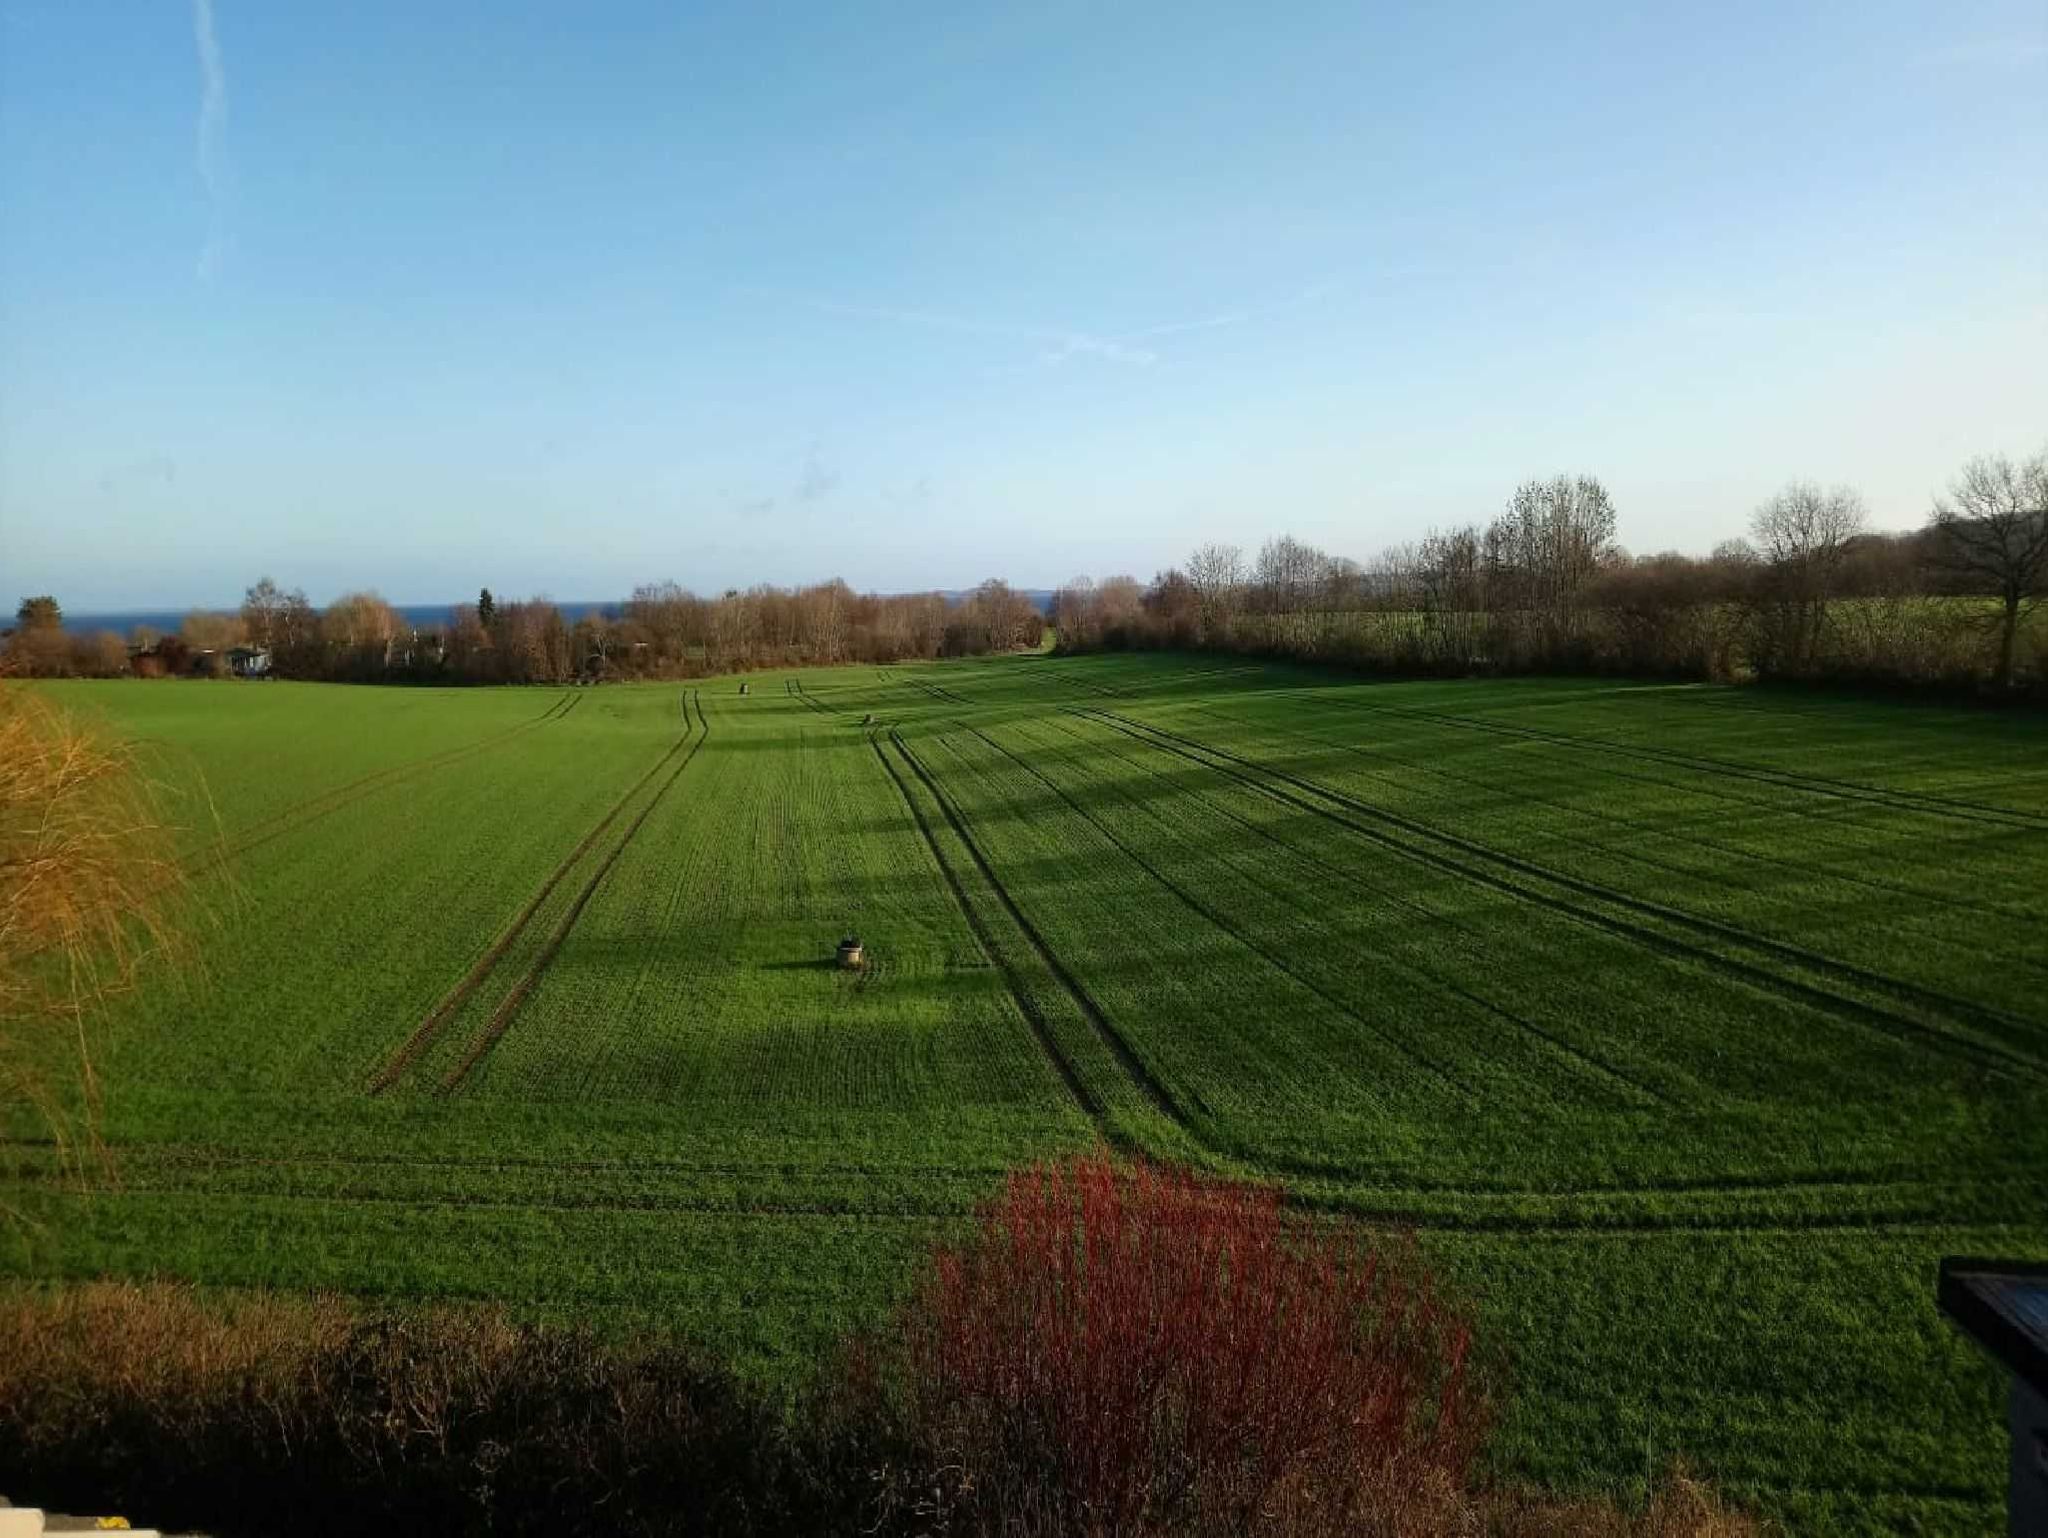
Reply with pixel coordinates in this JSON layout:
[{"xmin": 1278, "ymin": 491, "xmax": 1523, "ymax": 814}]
[{"xmin": 899, "ymin": 1154, "xmax": 1486, "ymax": 1535}]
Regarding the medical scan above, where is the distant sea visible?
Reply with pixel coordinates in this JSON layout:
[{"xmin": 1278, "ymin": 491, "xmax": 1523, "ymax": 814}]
[
  {"xmin": 56, "ymin": 591, "xmax": 1053, "ymax": 637},
  {"xmin": 56, "ymin": 602, "xmax": 621, "ymax": 638}
]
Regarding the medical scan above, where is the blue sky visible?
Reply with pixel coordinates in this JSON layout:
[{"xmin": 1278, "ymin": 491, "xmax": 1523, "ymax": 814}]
[{"xmin": 1, "ymin": 2, "xmax": 2043, "ymax": 609}]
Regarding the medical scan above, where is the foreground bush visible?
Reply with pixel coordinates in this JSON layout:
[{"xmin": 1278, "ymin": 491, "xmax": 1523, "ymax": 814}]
[
  {"xmin": 0, "ymin": 1165, "xmax": 1762, "ymax": 1536},
  {"xmin": 0, "ymin": 1282, "xmax": 833, "ymax": 1536},
  {"xmin": 888, "ymin": 1154, "xmax": 1485, "ymax": 1535}
]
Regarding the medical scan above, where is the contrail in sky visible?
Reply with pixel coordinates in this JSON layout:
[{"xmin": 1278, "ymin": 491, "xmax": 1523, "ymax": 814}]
[{"xmin": 193, "ymin": 0, "xmax": 227, "ymax": 278}]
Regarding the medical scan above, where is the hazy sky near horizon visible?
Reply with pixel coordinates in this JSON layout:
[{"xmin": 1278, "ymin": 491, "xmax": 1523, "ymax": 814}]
[{"xmin": 1, "ymin": 2, "xmax": 2043, "ymax": 609}]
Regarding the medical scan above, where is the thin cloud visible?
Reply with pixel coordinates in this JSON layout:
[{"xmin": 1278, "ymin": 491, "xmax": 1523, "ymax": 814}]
[
  {"xmin": 1038, "ymin": 333, "xmax": 1159, "ymax": 368},
  {"xmin": 749, "ymin": 290, "xmax": 1161, "ymax": 370},
  {"xmin": 795, "ymin": 444, "xmax": 842, "ymax": 503},
  {"xmin": 192, "ymin": 0, "xmax": 229, "ymax": 278},
  {"xmin": 746, "ymin": 282, "xmax": 1339, "ymax": 373}
]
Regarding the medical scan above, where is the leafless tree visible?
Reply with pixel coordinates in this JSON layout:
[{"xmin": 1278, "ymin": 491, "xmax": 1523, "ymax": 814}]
[
  {"xmin": 240, "ymin": 577, "xmax": 294, "ymax": 653},
  {"xmin": 1748, "ymin": 481, "xmax": 1866, "ymax": 673},
  {"xmin": 1253, "ymin": 536, "xmax": 1329, "ymax": 652},
  {"xmin": 1053, "ymin": 575, "xmax": 1097, "ymax": 650},
  {"xmin": 1186, "ymin": 542, "xmax": 1245, "ymax": 644},
  {"xmin": 180, "ymin": 610, "xmax": 245, "ymax": 652},
  {"xmin": 1489, "ymin": 475, "xmax": 1619, "ymax": 653},
  {"xmin": 1927, "ymin": 447, "xmax": 2048, "ymax": 689}
]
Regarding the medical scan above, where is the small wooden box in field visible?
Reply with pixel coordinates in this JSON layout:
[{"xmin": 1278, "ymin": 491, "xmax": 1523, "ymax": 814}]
[{"xmin": 836, "ymin": 936, "xmax": 864, "ymax": 970}]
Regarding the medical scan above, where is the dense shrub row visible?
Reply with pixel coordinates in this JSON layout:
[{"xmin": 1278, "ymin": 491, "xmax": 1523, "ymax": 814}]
[
  {"xmin": 2, "ymin": 577, "xmax": 1047, "ymax": 685},
  {"xmin": 1053, "ymin": 456, "xmax": 2048, "ymax": 699},
  {"xmin": 0, "ymin": 1156, "xmax": 1753, "ymax": 1537}
]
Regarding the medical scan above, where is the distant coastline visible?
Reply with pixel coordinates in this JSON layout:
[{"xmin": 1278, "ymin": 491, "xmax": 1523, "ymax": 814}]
[{"xmin": 55, "ymin": 592, "xmax": 1053, "ymax": 636}]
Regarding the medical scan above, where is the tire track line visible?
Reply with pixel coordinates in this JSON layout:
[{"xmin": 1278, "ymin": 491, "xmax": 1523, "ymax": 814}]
[
  {"xmin": 193, "ymin": 690, "xmax": 578, "ymax": 876},
  {"xmin": 962, "ymin": 721, "xmax": 1479, "ymax": 1103},
  {"xmin": 92, "ymin": 1142, "xmax": 2005, "ymax": 1200},
  {"xmin": 1035, "ymin": 713, "xmax": 1674, "ymax": 1108},
  {"xmin": 867, "ymin": 731, "xmax": 1107, "ymax": 1132},
  {"xmin": 887, "ymin": 729, "xmax": 1198, "ymax": 1132},
  {"xmin": 367, "ymin": 691, "xmax": 698, "ymax": 1094},
  {"xmin": 48, "ymin": 1171, "xmax": 1993, "ymax": 1237},
  {"xmin": 1083, "ymin": 708, "xmax": 2047, "ymax": 1079},
  {"xmin": 1317, "ymin": 693, "xmax": 2048, "ymax": 831},
  {"xmin": 436, "ymin": 691, "xmax": 710, "ymax": 1094},
  {"xmin": 787, "ymin": 679, "xmax": 834, "ymax": 716},
  {"xmin": 1191, "ymin": 698, "xmax": 2046, "ymax": 934},
  {"xmin": 898, "ymin": 675, "xmax": 974, "ymax": 708}
]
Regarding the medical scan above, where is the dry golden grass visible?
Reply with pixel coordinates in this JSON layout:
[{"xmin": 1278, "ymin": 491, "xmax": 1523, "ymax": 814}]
[{"xmin": 0, "ymin": 683, "xmax": 194, "ymax": 1173}]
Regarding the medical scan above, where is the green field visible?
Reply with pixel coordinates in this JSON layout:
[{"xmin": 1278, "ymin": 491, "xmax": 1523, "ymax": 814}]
[{"xmin": 8, "ymin": 656, "xmax": 2047, "ymax": 1534}]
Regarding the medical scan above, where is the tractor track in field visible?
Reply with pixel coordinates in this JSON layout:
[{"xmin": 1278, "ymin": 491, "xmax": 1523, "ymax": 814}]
[
  {"xmin": 959, "ymin": 721, "xmax": 1479, "ymax": 1103},
  {"xmin": 433, "ymin": 692, "xmax": 711, "ymax": 1095},
  {"xmin": 57, "ymin": 1178, "xmax": 968, "ymax": 1221},
  {"xmin": 1308, "ymin": 693, "xmax": 2048, "ymax": 832},
  {"xmin": 1080, "ymin": 708, "xmax": 2048, "ymax": 1079},
  {"xmin": 787, "ymin": 679, "xmax": 834, "ymax": 715},
  {"xmin": 887, "ymin": 728, "xmax": 1199, "ymax": 1133},
  {"xmin": 1190, "ymin": 699, "xmax": 2048, "ymax": 935},
  {"xmin": 868, "ymin": 730, "xmax": 1108, "ymax": 1133},
  {"xmin": 897, "ymin": 675, "xmax": 975, "ymax": 708},
  {"xmin": 77, "ymin": 1143, "xmax": 2015, "ymax": 1201},
  {"xmin": 33, "ymin": 1139, "xmax": 2037, "ymax": 1209},
  {"xmin": 50, "ymin": 1144, "xmax": 1032, "ymax": 1181},
  {"xmin": 367, "ymin": 691, "xmax": 699, "ymax": 1095},
  {"xmin": 192, "ymin": 690, "xmax": 580, "ymax": 876},
  {"xmin": 1090, "ymin": 705, "xmax": 2048, "ymax": 1075},
  {"xmin": 1040, "ymin": 714, "xmax": 1677, "ymax": 1108},
  {"xmin": 48, "ymin": 1168, "xmax": 2007, "ymax": 1237}
]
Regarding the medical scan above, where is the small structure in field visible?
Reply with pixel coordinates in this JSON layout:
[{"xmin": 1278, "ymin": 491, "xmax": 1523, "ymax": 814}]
[
  {"xmin": 739, "ymin": 681, "xmax": 749, "ymax": 695},
  {"xmin": 1940, "ymin": 1256, "xmax": 2048, "ymax": 1534},
  {"xmin": 836, "ymin": 935, "xmax": 865, "ymax": 970},
  {"xmin": 862, "ymin": 713, "xmax": 874, "ymax": 725}
]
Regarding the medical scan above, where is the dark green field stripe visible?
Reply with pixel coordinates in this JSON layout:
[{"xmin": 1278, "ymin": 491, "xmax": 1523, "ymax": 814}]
[
  {"xmin": 867, "ymin": 731, "xmax": 1106, "ymax": 1130},
  {"xmin": 1185, "ymin": 696, "xmax": 2048, "ymax": 935},
  {"xmin": 1029, "ymin": 713, "xmax": 1674, "ymax": 1109},
  {"xmin": 961, "ymin": 721, "xmax": 1479, "ymax": 1103},
  {"xmin": 1082, "ymin": 708, "xmax": 2048, "ymax": 1079},
  {"xmin": 1308, "ymin": 691, "xmax": 2048, "ymax": 831},
  {"xmin": 887, "ymin": 728, "xmax": 1200, "ymax": 1134},
  {"xmin": 32, "ymin": 1171, "xmax": 1999, "ymax": 1237}
]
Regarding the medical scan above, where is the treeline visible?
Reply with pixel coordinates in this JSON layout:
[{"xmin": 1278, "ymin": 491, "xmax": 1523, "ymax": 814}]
[
  {"xmin": 3, "ymin": 578, "xmax": 1045, "ymax": 684},
  {"xmin": 1053, "ymin": 446, "xmax": 2048, "ymax": 697}
]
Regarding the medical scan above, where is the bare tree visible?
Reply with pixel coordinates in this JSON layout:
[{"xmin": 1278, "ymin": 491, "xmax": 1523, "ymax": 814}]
[
  {"xmin": 1053, "ymin": 575, "xmax": 1097, "ymax": 650},
  {"xmin": 180, "ymin": 610, "xmax": 246, "ymax": 655},
  {"xmin": 1927, "ymin": 447, "xmax": 2048, "ymax": 689},
  {"xmin": 1748, "ymin": 481, "xmax": 1866, "ymax": 673},
  {"xmin": 323, "ymin": 591, "xmax": 402, "ymax": 678},
  {"xmin": 1095, "ymin": 575, "xmax": 1143, "ymax": 637},
  {"xmin": 1253, "ymin": 536, "xmax": 1329, "ymax": 652},
  {"xmin": 1186, "ymin": 542, "xmax": 1245, "ymax": 645},
  {"xmin": 1490, "ymin": 475, "xmax": 1619, "ymax": 653},
  {"xmin": 240, "ymin": 577, "xmax": 293, "ymax": 652},
  {"xmin": 1417, "ymin": 525, "xmax": 1485, "ymax": 665}
]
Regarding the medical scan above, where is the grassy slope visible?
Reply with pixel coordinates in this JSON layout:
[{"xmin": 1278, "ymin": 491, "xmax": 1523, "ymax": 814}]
[{"xmin": 8, "ymin": 662, "xmax": 2047, "ymax": 1533}]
